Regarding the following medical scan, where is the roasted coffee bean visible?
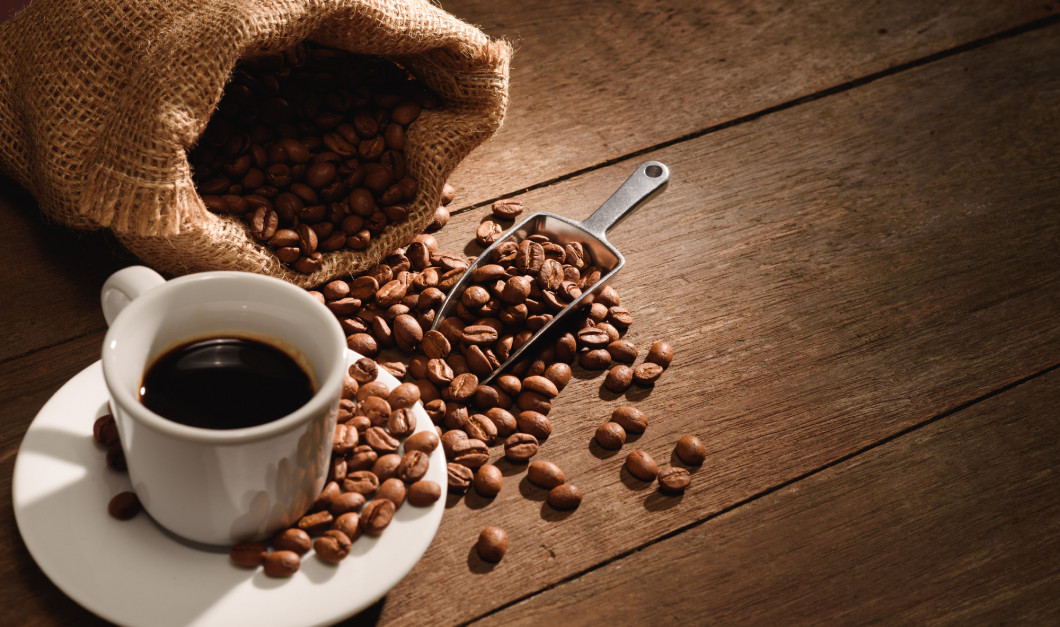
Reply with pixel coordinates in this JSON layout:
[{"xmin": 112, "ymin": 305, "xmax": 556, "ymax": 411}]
[
  {"xmin": 446, "ymin": 462, "xmax": 474, "ymax": 493},
  {"xmin": 229, "ymin": 542, "xmax": 269, "ymax": 567},
  {"xmin": 521, "ymin": 375, "xmax": 558, "ymax": 399},
  {"xmin": 314, "ymin": 529, "xmax": 353, "ymax": 563},
  {"xmin": 576, "ymin": 326, "xmax": 611, "ymax": 349},
  {"xmin": 440, "ymin": 183, "xmax": 457, "ymax": 205},
  {"xmin": 404, "ymin": 430, "xmax": 440, "ymax": 454},
  {"xmin": 365, "ymin": 426, "xmax": 400, "ymax": 454},
  {"xmin": 632, "ymin": 362, "xmax": 664, "ymax": 386},
  {"xmin": 515, "ymin": 240, "xmax": 545, "ymax": 272},
  {"xmin": 348, "ymin": 357, "xmax": 379, "ymax": 383},
  {"xmin": 396, "ymin": 449, "xmax": 430, "ymax": 482},
  {"xmin": 263, "ymin": 550, "xmax": 300, "ymax": 577},
  {"xmin": 464, "ymin": 413, "xmax": 498, "ymax": 444},
  {"xmin": 107, "ymin": 491, "xmax": 141, "ymax": 520},
  {"xmin": 451, "ymin": 437, "xmax": 490, "ymax": 469},
  {"xmin": 491, "ymin": 198, "xmax": 524, "ymax": 220},
  {"xmin": 446, "ymin": 372, "xmax": 479, "ymax": 402},
  {"xmin": 408, "ymin": 480, "xmax": 442, "ymax": 507},
  {"xmin": 543, "ymin": 362, "xmax": 572, "ymax": 390},
  {"xmin": 361, "ymin": 396, "xmax": 392, "ymax": 425},
  {"xmin": 329, "ymin": 491, "xmax": 367, "ymax": 515},
  {"xmin": 333, "ymin": 423, "xmax": 359, "ymax": 454},
  {"xmin": 473, "ymin": 464, "xmax": 503, "ymax": 497},
  {"xmin": 393, "ymin": 314, "xmax": 423, "ymax": 351},
  {"xmin": 347, "ymin": 333, "xmax": 380, "ymax": 357},
  {"xmin": 607, "ymin": 339, "xmax": 638, "ymax": 363},
  {"xmin": 332, "ymin": 512, "xmax": 362, "ymax": 541},
  {"xmin": 607, "ymin": 306, "xmax": 634, "ymax": 329},
  {"xmin": 424, "ymin": 398, "xmax": 447, "ymax": 424},
  {"xmin": 624, "ymin": 450, "xmax": 658, "ymax": 481},
  {"xmin": 646, "ymin": 340, "xmax": 674, "ymax": 368},
  {"xmin": 273, "ymin": 528, "xmax": 312, "ymax": 555},
  {"xmin": 426, "ymin": 358, "xmax": 455, "ymax": 387},
  {"xmin": 371, "ymin": 453, "xmax": 402, "ymax": 482},
  {"xmin": 313, "ymin": 480, "xmax": 342, "ymax": 511},
  {"xmin": 658, "ymin": 467, "xmax": 692, "ymax": 494},
  {"xmin": 387, "ymin": 408, "xmax": 417, "ymax": 437},
  {"xmin": 527, "ymin": 460, "xmax": 565, "ymax": 489},
  {"xmin": 421, "ymin": 329, "xmax": 451, "ymax": 359},
  {"xmin": 503, "ymin": 432, "xmax": 539, "ymax": 462},
  {"xmin": 516, "ymin": 390, "xmax": 552, "ymax": 415},
  {"xmin": 579, "ymin": 348, "xmax": 612, "ymax": 370},
  {"xmin": 516, "ymin": 410, "xmax": 552, "ymax": 440},
  {"xmin": 387, "ymin": 382, "xmax": 421, "ymax": 410},
  {"xmin": 611, "ymin": 406, "xmax": 648, "ymax": 434},
  {"xmin": 487, "ymin": 407, "xmax": 518, "ymax": 437},
  {"xmin": 476, "ymin": 220, "xmax": 504, "ymax": 246},
  {"xmin": 342, "ymin": 374, "xmax": 360, "ymax": 399},
  {"xmin": 429, "ymin": 205, "xmax": 450, "ymax": 231},
  {"xmin": 595, "ymin": 421, "xmax": 627, "ymax": 449},
  {"xmin": 441, "ymin": 428, "xmax": 469, "ymax": 458},
  {"xmin": 546, "ymin": 484, "xmax": 582, "ymax": 510},
  {"xmin": 377, "ymin": 477, "xmax": 407, "ymax": 506},
  {"xmin": 461, "ymin": 324, "xmax": 498, "ymax": 346},
  {"xmin": 329, "ymin": 456, "xmax": 348, "ymax": 482},
  {"xmin": 675, "ymin": 435, "xmax": 707, "ymax": 465},
  {"xmin": 603, "ymin": 364, "xmax": 634, "ymax": 392},
  {"xmin": 359, "ymin": 498, "xmax": 396, "ymax": 536},
  {"xmin": 343, "ymin": 470, "xmax": 380, "ymax": 496},
  {"xmin": 476, "ymin": 526, "xmax": 508, "ymax": 563},
  {"xmin": 105, "ymin": 442, "xmax": 127, "ymax": 472},
  {"xmin": 93, "ymin": 414, "xmax": 119, "ymax": 447},
  {"xmin": 348, "ymin": 444, "xmax": 378, "ymax": 472},
  {"xmin": 297, "ymin": 510, "xmax": 334, "ymax": 535}
]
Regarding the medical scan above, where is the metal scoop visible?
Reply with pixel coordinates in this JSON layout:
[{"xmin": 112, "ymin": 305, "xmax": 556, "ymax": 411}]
[{"xmin": 430, "ymin": 160, "xmax": 670, "ymax": 384}]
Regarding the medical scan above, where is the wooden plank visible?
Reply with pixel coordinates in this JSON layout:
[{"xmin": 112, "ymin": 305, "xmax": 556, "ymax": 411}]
[
  {"xmin": 0, "ymin": 178, "xmax": 130, "ymax": 362},
  {"xmin": 0, "ymin": 1, "xmax": 1054, "ymax": 359},
  {"xmin": 441, "ymin": 0, "xmax": 1058, "ymax": 207},
  {"xmin": 476, "ymin": 369, "xmax": 1060, "ymax": 625},
  {"xmin": 0, "ymin": 333, "xmax": 109, "ymax": 626},
  {"xmin": 370, "ymin": 25, "xmax": 1060, "ymax": 624}
]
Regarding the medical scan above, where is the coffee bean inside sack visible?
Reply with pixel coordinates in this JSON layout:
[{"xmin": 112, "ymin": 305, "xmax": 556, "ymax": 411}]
[{"xmin": 187, "ymin": 42, "xmax": 437, "ymax": 274}]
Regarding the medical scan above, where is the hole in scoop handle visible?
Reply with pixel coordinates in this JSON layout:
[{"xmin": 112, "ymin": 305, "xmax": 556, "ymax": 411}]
[
  {"xmin": 578, "ymin": 161, "xmax": 670, "ymax": 238},
  {"xmin": 101, "ymin": 265, "xmax": 166, "ymax": 326}
]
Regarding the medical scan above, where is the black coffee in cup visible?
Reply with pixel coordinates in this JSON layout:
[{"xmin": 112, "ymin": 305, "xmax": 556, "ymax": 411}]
[{"xmin": 140, "ymin": 336, "xmax": 314, "ymax": 429}]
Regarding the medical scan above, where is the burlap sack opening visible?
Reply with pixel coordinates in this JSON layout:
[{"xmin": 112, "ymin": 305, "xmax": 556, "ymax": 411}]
[{"xmin": 0, "ymin": 0, "xmax": 510, "ymax": 288}]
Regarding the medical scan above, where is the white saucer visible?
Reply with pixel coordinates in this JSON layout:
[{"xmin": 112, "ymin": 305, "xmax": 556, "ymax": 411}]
[{"xmin": 12, "ymin": 350, "xmax": 446, "ymax": 627}]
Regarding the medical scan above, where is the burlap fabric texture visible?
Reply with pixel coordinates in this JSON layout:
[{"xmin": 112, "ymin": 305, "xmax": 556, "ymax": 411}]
[{"xmin": 0, "ymin": 0, "xmax": 510, "ymax": 288}]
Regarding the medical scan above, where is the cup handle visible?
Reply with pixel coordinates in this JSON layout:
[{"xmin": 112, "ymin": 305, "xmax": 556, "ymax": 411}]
[{"xmin": 101, "ymin": 266, "xmax": 166, "ymax": 326}]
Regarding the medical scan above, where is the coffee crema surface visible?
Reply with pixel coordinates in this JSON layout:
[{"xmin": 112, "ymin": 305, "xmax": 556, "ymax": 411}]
[{"xmin": 139, "ymin": 336, "xmax": 314, "ymax": 430}]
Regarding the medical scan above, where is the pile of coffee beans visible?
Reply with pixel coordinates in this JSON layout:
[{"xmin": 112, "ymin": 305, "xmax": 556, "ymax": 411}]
[{"xmin": 188, "ymin": 43, "xmax": 436, "ymax": 273}]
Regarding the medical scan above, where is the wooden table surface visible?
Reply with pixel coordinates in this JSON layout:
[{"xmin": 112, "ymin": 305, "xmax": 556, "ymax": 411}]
[{"xmin": 2, "ymin": 1, "xmax": 1059, "ymax": 624}]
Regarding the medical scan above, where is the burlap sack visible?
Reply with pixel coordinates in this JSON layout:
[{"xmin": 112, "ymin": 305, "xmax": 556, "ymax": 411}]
[{"xmin": 0, "ymin": 0, "xmax": 509, "ymax": 287}]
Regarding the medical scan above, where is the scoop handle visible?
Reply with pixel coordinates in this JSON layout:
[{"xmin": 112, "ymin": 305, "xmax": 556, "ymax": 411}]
[{"xmin": 579, "ymin": 161, "xmax": 670, "ymax": 238}]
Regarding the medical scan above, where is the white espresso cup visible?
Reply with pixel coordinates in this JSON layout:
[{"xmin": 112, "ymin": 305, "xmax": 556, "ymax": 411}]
[{"xmin": 100, "ymin": 266, "xmax": 346, "ymax": 546}]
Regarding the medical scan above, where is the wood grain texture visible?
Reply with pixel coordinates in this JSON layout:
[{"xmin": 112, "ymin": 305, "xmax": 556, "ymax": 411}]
[
  {"xmin": 0, "ymin": 3, "xmax": 1055, "ymax": 626},
  {"xmin": 440, "ymin": 0, "xmax": 1058, "ymax": 207},
  {"xmin": 476, "ymin": 369, "xmax": 1060, "ymax": 625},
  {"xmin": 0, "ymin": 178, "xmax": 131, "ymax": 363},
  {"xmin": 0, "ymin": 333, "xmax": 108, "ymax": 626},
  {"xmin": 365, "ymin": 25, "xmax": 1060, "ymax": 625}
]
